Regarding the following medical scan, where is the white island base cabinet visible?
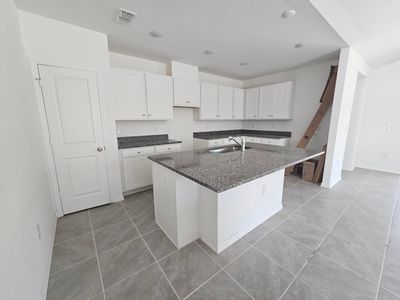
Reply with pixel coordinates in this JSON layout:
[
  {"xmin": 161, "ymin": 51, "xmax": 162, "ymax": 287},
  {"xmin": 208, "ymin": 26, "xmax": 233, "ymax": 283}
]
[{"xmin": 152, "ymin": 163, "xmax": 284, "ymax": 253}]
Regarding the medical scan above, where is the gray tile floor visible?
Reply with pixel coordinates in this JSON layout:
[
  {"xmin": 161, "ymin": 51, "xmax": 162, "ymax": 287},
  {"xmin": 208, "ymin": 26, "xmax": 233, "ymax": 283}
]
[{"xmin": 47, "ymin": 168, "xmax": 400, "ymax": 300}]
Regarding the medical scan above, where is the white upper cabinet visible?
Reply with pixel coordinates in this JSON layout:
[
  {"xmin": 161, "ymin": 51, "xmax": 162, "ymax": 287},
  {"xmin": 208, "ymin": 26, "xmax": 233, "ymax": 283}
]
[
  {"xmin": 218, "ymin": 86, "xmax": 234, "ymax": 119},
  {"xmin": 233, "ymin": 88, "xmax": 245, "ymax": 119},
  {"xmin": 245, "ymin": 87, "xmax": 259, "ymax": 119},
  {"xmin": 200, "ymin": 83, "xmax": 219, "ymax": 119},
  {"xmin": 245, "ymin": 81, "xmax": 294, "ymax": 120},
  {"xmin": 112, "ymin": 68, "xmax": 147, "ymax": 119},
  {"xmin": 258, "ymin": 84, "xmax": 275, "ymax": 119},
  {"xmin": 145, "ymin": 73, "xmax": 173, "ymax": 120},
  {"xmin": 273, "ymin": 81, "xmax": 294, "ymax": 119},
  {"xmin": 173, "ymin": 78, "xmax": 200, "ymax": 107},
  {"xmin": 111, "ymin": 68, "xmax": 173, "ymax": 120}
]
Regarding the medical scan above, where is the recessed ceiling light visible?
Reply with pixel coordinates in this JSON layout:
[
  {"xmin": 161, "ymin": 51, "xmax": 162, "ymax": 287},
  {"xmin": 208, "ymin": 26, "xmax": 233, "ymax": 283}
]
[
  {"xmin": 239, "ymin": 62, "xmax": 248, "ymax": 66},
  {"xmin": 204, "ymin": 50, "xmax": 215, "ymax": 55},
  {"xmin": 149, "ymin": 30, "xmax": 163, "ymax": 38},
  {"xmin": 294, "ymin": 42, "xmax": 305, "ymax": 48},
  {"xmin": 281, "ymin": 9, "xmax": 296, "ymax": 19}
]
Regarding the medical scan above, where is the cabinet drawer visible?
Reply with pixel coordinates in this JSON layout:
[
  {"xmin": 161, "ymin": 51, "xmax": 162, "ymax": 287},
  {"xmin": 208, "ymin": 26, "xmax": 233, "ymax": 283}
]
[
  {"xmin": 155, "ymin": 143, "xmax": 181, "ymax": 153},
  {"xmin": 121, "ymin": 146, "xmax": 155, "ymax": 158}
]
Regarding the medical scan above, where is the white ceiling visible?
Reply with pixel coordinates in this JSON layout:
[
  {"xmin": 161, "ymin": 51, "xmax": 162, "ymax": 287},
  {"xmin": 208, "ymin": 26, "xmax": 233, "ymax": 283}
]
[
  {"xmin": 338, "ymin": 0, "xmax": 400, "ymax": 68},
  {"xmin": 14, "ymin": 0, "xmax": 346, "ymax": 79}
]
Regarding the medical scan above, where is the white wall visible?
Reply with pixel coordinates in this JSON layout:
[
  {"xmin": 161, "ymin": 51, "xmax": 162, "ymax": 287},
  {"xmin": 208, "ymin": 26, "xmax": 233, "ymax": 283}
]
[
  {"xmin": 342, "ymin": 75, "xmax": 367, "ymax": 171},
  {"xmin": 353, "ymin": 62, "xmax": 400, "ymax": 174},
  {"xmin": 18, "ymin": 12, "xmax": 124, "ymax": 204},
  {"xmin": 0, "ymin": 1, "xmax": 55, "ymax": 299},
  {"xmin": 242, "ymin": 59, "xmax": 338, "ymax": 151},
  {"xmin": 110, "ymin": 52, "xmax": 242, "ymax": 150},
  {"xmin": 322, "ymin": 47, "xmax": 370, "ymax": 188}
]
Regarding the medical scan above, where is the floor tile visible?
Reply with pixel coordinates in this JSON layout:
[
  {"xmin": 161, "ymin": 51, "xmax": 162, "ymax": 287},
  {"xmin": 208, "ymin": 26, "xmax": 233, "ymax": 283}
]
[
  {"xmin": 225, "ymin": 247, "xmax": 293, "ymax": 300},
  {"xmin": 124, "ymin": 189, "xmax": 153, "ymax": 201},
  {"xmin": 318, "ymin": 234, "xmax": 383, "ymax": 282},
  {"xmin": 386, "ymin": 232, "xmax": 400, "ymax": 262},
  {"xmin": 54, "ymin": 210, "xmax": 91, "ymax": 244},
  {"xmin": 282, "ymin": 188, "xmax": 312, "ymax": 212},
  {"xmin": 98, "ymin": 238, "xmax": 155, "ymax": 288},
  {"xmin": 123, "ymin": 194, "xmax": 154, "ymax": 218},
  {"xmin": 93, "ymin": 219, "xmax": 139, "ymax": 253},
  {"xmin": 47, "ymin": 257, "xmax": 102, "ymax": 300},
  {"xmin": 381, "ymin": 259, "xmax": 400, "ymax": 296},
  {"xmin": 281, "ymin": 279, "xmax": 329, "ymax": 300},
  {"xmin": 242, "ymin": 220, "xmax": 272, "ymax": 245},
  {"xmin": 90, "ymin": 203, "xmax": 129, "ymax": 230},
  {"xmin": 378, "ymin": 288, "xmax": 400, "ymax": 300},
  {"xmin": 105, "ymin": 264, "xmax": 177, "ymax": 300},
  {"xmin": 254, "ymin": 230, "xmax": 313, "ymax": 274},
  {"xmin": 263, "ymin": 207, "xmax": 292, "ymax": 228},
  {"xmin": 299, "ymin": 253, "xmax": 377, "ymax": 300},
  {"xmin": 50, "ymin": 233, "xmax": 95, "ymax": 274},
  {"xmin": 289, "ymin": 182, "xmax": 321, "ymax": 199},
  {"xmin": 159, "ymin": 243, "xmax": 220, "ymax": 298},
  {"xmin": 293, "ymin": 199, "xmax": 340, "ymax": 232},
  {"xmin": 276, "ymin": 215, "xmax": 326, "ymax": 249},
  {"xmin": 330, "ymin": 215, "xmax": 387, "ymax": 254},
  {"xmin": 188, "ymin": 271, "xmax": 252, "ymax": 300},
  {"xmin": 88, "ymin": 293, "xmax": 105, "ymax": 300},
  {"xmin": 132, "ymin": 210, "xmax": 158, "ymax": 235},
  {"xmin": 197, "ymin": 238, "xmax": 251, "ymax": 268},
  {"xmin": 143, "ymin": 229, "xmax": 177, "ymax": 260}
]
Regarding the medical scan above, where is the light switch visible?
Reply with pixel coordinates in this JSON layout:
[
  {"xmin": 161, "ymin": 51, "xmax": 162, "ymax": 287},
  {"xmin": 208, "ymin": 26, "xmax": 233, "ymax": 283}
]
[{"xmin": 388, "ymin": 124, "xmax": 393, "ymax": 131}]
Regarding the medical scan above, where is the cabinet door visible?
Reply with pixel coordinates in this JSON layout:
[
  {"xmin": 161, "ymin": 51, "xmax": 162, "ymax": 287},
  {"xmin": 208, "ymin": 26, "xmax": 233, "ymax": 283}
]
[
  {"xmin": 146, "ymin": 73, "xmax": 173, "ymax": 119},
  {"xmin": 273, "ymin": 81, "xmax": 294, "ymax": 119},
  {"xmin": 218, "ymin": 86, "xmax": 234, "ymax": 119},
  {"xmin": 123, "ymin": 156, "xmax": 153, "ymax": 191},
  {"xmin": 200, "ymin": 83, "xmax": 219, "ymax": 119},
  {"xmin": 112, "ymin": 68, "xmax": 147, "ymax": 119},
  {"xmin": 173, "ymin": 78, "xmax": 189, "ymax": 106},
  {"xmin": 188, "ymin": 80, "xmax": 200, "ymax": 107},
  {"xmin": 258, "ymin": 85, "xmax": 275, "ymax": 119},
  {"xmin": 245, "ymin": 88, "xmax": 259, "ymax": 119},
  {"xmin": 233, "ymin": 88, "xmax": 245, "ymax": 119}
]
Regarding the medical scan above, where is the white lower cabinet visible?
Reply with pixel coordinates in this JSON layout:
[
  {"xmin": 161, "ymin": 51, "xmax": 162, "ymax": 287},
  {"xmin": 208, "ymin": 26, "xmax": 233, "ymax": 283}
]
[{"xmin": 121, "ymin": 143, "xmax": 181, "ymax": 192}]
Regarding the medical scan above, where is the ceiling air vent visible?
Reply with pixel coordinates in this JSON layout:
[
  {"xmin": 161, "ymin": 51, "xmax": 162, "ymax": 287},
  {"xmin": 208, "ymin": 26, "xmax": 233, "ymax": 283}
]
[{"xmin": 115, "ymin": 8, "xmax": 137, "ymax": 25}]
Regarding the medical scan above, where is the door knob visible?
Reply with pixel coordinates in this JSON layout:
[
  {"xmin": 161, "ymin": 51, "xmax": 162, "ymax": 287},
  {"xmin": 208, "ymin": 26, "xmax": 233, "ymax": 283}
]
[{"xmin": 97, "ymin": 147, "xmax": 103, "ymax": 152}]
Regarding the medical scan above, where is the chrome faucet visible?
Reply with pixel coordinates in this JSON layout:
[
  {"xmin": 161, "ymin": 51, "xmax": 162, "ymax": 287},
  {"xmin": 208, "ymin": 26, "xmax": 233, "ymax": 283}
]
[{"xmin": 228, "ymin": 136, "xmax": 246, "ymax": 152}]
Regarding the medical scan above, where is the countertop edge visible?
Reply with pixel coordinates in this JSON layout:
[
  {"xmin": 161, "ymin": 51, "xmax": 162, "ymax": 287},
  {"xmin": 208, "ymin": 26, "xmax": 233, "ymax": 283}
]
[{"xmin": 148, "ymin": 150, "xmax": 324, "ymax": 193}]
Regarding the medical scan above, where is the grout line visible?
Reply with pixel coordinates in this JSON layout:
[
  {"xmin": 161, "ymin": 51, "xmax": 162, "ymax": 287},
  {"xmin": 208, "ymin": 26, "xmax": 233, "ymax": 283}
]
[
  {"xmin": 374, "ymin": 178, "xmax": 400, "ymax": 300},
  {"xmin": 49, "ymin": 255, "xmax": 96, "ymax": 277},
  {"xmin": 182, "ymin": 269, "xmax": 224, "ymax": 299},
  {"xmin": 195, "ymin": 240, "xmax": 255, "ymax": 300},
  {"xmin": 88, "ymin": 210, "xmax": 106, "ymax": 300},
  {"xmin": 121, "ymin": 203, "xmax": 181, "ymax": 300}
]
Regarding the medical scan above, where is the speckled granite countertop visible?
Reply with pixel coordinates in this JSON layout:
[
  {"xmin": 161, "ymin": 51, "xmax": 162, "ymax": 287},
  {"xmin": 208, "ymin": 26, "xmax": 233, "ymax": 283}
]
[
  {"xmin": 193, "ymin": 129, "xmax": 291, "ymax": 140},
  {"xmin": 118, "ymin": 134, "xmax": 182, "ymax": 149},
  {"xmin": 148, "ymin": 143, "xmax": 323, "ymax": 193}
]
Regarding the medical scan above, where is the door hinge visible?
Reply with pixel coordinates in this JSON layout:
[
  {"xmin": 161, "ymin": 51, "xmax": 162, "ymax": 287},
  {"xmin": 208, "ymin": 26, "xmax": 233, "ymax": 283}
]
[{"xmin": 35, "ymin": 77, "xmax": 42, "ymax": 88}]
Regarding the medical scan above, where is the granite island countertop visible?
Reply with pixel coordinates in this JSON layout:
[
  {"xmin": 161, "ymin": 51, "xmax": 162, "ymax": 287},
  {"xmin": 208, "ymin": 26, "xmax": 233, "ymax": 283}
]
[
  {"xmin": 148, "ymin": 143, "xmax": 324, "ymax": 193},
  {"xmin": 118, "ymin": 134, "xmax": 182, "ymax": 149},
  {"xmin": 193, "ymin": 129, "xmax": 291, "ymax": 140}
]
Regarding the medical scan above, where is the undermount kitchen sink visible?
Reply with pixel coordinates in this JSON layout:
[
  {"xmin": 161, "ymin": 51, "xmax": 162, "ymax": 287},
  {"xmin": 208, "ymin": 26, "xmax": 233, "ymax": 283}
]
[{"xmin": 208, "ymin": 146, "xmax": 251, "ymax": 153}]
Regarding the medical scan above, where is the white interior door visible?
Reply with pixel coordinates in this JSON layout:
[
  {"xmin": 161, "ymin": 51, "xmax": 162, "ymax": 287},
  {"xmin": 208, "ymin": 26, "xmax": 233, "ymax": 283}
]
[{"xmin": 39, "ymin": 65, "xmax": 110, "ymax": 214}]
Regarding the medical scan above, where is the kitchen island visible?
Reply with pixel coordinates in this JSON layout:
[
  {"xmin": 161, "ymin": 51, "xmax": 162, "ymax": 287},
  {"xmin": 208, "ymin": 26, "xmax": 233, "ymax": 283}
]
[{"xmin": 148, "ymin": 143, "xmax": 323, "ymax": 253}]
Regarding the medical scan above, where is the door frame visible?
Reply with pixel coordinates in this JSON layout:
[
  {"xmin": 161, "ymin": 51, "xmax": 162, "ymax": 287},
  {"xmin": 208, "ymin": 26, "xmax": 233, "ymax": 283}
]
[{"xmin": 31, "ymin": 63, "xmax": 112, "ymax": 217}]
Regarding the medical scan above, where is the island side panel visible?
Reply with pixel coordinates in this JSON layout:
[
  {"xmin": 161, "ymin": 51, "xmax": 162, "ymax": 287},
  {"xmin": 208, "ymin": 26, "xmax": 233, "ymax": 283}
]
[
  {"xmin": 216, "ymin": 169, "xmax": 284, "ymax": 253},
  {"xmin": 152, "ymin": 163, "xmax": 179, "ymax": 246},
  {"xmin": 152, "ymin": 162, "xmax": 202, "ymax": 248}
]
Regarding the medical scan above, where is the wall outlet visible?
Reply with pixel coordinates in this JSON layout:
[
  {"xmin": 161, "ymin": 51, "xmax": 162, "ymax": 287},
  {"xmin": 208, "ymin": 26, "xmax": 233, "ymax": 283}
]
[{"xmin": 36, "ymin": 223, "xmax": 41, "ymax": 240}]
